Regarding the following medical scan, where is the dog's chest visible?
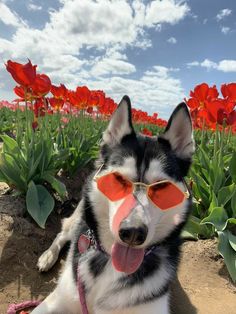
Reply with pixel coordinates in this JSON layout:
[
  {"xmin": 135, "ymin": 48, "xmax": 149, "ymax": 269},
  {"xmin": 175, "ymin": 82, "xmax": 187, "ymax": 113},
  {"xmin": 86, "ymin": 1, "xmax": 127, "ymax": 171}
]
[{"xmin": 77, "ymin": 248, "xmax": 169, "ymax": 313}]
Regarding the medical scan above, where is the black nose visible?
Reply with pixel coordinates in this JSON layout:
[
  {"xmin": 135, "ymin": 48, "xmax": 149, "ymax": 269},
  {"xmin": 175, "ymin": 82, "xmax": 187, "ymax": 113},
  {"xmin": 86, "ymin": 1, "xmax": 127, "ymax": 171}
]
[{"xmin": 119, "ymin": 225, "xmax": 148, "ymax": 246}]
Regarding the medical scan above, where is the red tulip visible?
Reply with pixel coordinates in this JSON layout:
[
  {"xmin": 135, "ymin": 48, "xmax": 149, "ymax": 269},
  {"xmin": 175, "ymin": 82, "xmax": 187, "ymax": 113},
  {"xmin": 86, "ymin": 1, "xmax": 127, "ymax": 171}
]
[
  {"xmin": 14, "ymin": 85, "xmax": 32, "ymax": 101},
  {"xmin": 51, "ymin": 84, "xmax": 67, "ymax": 100},
  {"xmin": 190, "ymin": 83, "xmax": 218, "ymax": 103},
  {"xmin": 206, "ymin": 99, "xmax": 236, "ymax": 127},
  {"xmin": 98, "ymin": 97, "xmax": 117, "ymax": 115},
  {"xmin": 221, "ymin": 83, "xmax": 236, "ymax": 102},
  {"xmin": 6, "ymin": 59, "xmax": 37, "ymax": 87},
  {"xmin": 227, "ymin": 110, "xmax": 236, "ymax": 126},
  {"xmin": 31, "ymin": 74, "xmax": 51, "ymax": 97},
  {"xmin": 32, "ymin": 120, "xmax": 38, "ymax": 130},
  {"xmin": 186, "ymin": 83, "xmax": 224, "ymax": 130},
  {"xmin": 75, "ymin": 86, "xmax": 91, "ymax": 109},
  {"xmin": 206, "ymin": 99, "xmax": 225, "ymax": 124},
  {"xmin": 67, "ymin": 90, "xmax": 77, "ymax": 107},
  {"xmin": 190, "ymin": 83, "xmax": 209, "ymax": 103},
  {"xmin": 89, "ymin": 90, "xmax": 105, "ymax": 107},
  {"xmin": 208, "ymin": 86, "xmax": 219, "ymax": 99},
  {"xmin": 67, "ymin": 86, "xmax": 91, "ymax": 109},
  {"xmin": 48, "ymin": 97, "xmax": 64, "ymax": 110},
  {"xmin": 141, "ymin": 128, "xmax": 153, "ymax": 136},
  {"xmin": 34, "ymin": 98, "xmax": 46, "ymax": 117},
  {"xmin": 86, "ymin": 107, "xmax": 93, "ymax": 114}
]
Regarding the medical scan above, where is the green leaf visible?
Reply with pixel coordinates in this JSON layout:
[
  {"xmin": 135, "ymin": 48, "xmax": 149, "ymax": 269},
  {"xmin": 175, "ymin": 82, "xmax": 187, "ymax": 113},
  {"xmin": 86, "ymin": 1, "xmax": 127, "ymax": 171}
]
[
  {"xmin": 201, "ymin": 207, "xmax": 228, "ymax": 231},
  {"xmin": 182, "ymin": 217, "xmax": 199, "ymax": 240},
  {"xmin": 231, "ymin": 191, "xmax": 236, "ymax": 218},
  {"xmin": 26, "ymin": 181, "xmax": 55, "ymax": 228},
  {"xmin": 41, "ymin": 174, "xmax": 67, "ymax": 199},
  {"xmin": 218, "ymin": 231, "xmax": 236, "ymax": 282},
  {"xmin": 198, "ymin": 146, "xmax": 211, "ymax": 171},
  {"xmin": 229, "ymin": 151, "xmax": 236, "ymax": 183},
  {"xmin": 213, "ymin": 167, "xmax": 224, "ymax": 194},
  {"xmin": 223, "ymin": 153, "xmax": 233, "ymax": 165},
  {"xmin": 1, "ymin": 134, "xmax": 20, "ymax": 155},
  {"xmin": 208, "ymin": 191, "xmax": 218, "ymax": 213},
  {"xmin": 218, "ymin": 184, "xmax": 236, "ymax": 207},
  {"xmin": 181, "ymin": 230, "xmax": 198, "ymax": 240},
  {"xmin": 27, "ymin": 149, "xmax": 44, "ymax": 181},
  {"xmin": 183, "ymin": 215, "xmax": 213, "ymax": 239},
  {"xmin": 190, "ymin": 168, "xmax": 210, "ymax": 208},
  {"xmin": 0, "ymin": 168, "xmax": 7, "ymax": 182},
  {"xmin": 0, "ymin": 153, "xmax": 27, "ymax": 191},
  {"xmin": 228, "ymin": 232, "xmax": 236, "ymax": 252},
  {"xmin": 226, "ymin": 218, "xmax": 236, "ymax": 226}
]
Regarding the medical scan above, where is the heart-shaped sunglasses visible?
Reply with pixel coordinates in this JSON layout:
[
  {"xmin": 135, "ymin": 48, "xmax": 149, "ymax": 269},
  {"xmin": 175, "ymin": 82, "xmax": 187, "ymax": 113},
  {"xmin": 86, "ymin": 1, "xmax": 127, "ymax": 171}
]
[{"xmin": 94, "ymin": 166, "xmax": 190, "ymax": 210}]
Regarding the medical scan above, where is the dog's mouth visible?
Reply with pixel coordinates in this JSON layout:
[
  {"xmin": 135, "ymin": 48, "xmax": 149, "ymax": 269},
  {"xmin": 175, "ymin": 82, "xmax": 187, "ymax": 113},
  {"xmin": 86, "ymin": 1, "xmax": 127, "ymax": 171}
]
[{"xmin": 111, "ymin": 242, "xmax": 144, "ymax": 274}]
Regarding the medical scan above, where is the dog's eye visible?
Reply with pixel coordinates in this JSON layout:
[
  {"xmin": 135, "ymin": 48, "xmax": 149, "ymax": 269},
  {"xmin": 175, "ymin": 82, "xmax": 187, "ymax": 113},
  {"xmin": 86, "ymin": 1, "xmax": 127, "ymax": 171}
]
[
  {"xmin": 151, "ymin": 181, "xmax": 169, "ymax": 191},
  {"xmin": 114, "ymin": 174, "xmax": 130, "ymax": 186}
]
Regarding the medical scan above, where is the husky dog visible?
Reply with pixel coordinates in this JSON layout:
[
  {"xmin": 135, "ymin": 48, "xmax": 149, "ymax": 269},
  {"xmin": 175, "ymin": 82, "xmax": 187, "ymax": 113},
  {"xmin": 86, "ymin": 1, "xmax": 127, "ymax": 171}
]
[{"xmin": 33, "ymin": 96, "xmax": 194, "ymax": 314}]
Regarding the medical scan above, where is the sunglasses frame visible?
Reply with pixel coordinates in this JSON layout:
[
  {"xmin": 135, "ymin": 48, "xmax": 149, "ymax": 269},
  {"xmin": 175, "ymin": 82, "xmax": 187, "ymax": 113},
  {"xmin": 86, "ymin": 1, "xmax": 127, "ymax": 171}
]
[{"xmin": 93, "ymin": 164, "xmax": 191, "ymax": 210}]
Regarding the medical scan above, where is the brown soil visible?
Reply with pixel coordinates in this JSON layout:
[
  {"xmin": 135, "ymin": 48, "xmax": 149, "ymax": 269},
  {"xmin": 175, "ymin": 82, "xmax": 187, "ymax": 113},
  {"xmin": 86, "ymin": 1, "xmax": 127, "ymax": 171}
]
[{"xmin": 0, "ymin": 181, "xmax": 235, "ymax": 314}]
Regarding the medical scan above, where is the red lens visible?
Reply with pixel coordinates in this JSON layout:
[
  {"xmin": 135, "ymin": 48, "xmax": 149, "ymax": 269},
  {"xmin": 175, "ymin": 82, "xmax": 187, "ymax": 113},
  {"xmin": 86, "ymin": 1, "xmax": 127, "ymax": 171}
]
[
  {"xmin": 148, "ymin": 181, "xmax": 185, "ymax": 210},
  {"xmin": 97, "ymin": 172, "xmax": 133, "ymax": 201}
]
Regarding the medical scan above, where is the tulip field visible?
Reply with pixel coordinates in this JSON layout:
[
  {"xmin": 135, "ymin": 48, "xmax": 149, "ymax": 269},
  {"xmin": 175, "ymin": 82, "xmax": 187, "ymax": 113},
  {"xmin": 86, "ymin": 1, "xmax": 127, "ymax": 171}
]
[{"xmin": 0, "ymin": 60, "xmax": 236, "ymax": 283}]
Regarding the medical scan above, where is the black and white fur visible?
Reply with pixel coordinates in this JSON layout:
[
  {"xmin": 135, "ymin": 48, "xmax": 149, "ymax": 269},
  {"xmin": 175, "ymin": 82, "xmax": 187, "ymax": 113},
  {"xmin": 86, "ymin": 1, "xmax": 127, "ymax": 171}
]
[{"xmin": 33, "ymin": 96, "xmax": 195, "ymax": 314}]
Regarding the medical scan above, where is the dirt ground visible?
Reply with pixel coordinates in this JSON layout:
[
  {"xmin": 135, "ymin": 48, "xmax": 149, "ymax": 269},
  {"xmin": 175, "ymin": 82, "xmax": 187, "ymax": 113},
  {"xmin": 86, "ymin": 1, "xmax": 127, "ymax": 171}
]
[{"xmin": 0, "ymin": 181, "xmax": 236, "ymax": 314}]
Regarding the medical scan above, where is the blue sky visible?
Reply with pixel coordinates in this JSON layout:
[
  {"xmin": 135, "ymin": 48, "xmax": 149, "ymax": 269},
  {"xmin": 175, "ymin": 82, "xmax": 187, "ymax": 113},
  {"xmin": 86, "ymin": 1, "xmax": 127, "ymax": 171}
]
[{"xmin": 0, "ymin": 0, "xmax": 236, "ymax": 119}]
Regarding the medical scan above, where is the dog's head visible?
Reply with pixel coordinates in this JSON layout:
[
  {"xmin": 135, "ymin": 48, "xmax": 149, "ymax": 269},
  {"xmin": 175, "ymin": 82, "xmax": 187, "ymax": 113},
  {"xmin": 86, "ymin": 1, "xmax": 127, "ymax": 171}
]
[{"xmin": 88, "ymin": 95, "xmax": 194, "ymax": 274}]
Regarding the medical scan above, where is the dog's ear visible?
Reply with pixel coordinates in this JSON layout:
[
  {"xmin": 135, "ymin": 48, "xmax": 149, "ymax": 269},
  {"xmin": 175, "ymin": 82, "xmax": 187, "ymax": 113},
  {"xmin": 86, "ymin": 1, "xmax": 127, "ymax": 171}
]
[
  {"xmin": 103, "ymin": 95, "xmax": 134, "ymax": 145},
  {"xmin": 160, "ymin": 102, "xmax": 195, "ymax": 159}
]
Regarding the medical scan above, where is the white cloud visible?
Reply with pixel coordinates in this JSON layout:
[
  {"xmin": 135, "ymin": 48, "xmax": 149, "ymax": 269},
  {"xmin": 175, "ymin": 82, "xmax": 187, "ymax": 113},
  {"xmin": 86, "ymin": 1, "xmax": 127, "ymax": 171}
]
[
  {"xmin": 186, "ymin": 61, "xmax": 200, "ymax": 68},
  {"xmin": 85, "ymin": 65, "xmax": 184, "ymax": 118},
  {"xmin": 216, "ymin": 8, "xmax": 232, "ymax": 21},
  {"xmin": 0, "ymin": 0, "xmax": 190, "ymax": 116},
  {"xmin": 91, "ymin": 59, "xmax": 136, "ymax": 76},
  {"xmin": 28, "ymin": 3, "xmax": 42, "ymax": 11},
  {"xmin": 145, "ymin": 66, "xmax": 179, "ymax": 77},
  {"xmin": 145, "ymin": 0, "xmax": 190, "ymax": 26},
  {"xmin": 221, "ymin": 26, "xmax": 230, "ymax": 34},
  {"xmin": 167, "ymin": 37, "xmax": 177, "ymax": 44},
  {"xmin": 201, "ymin": 59, "xmax": 218, "ymax": 70},
  {"xmin": 89, "ymin": 46, "xmax": 136, "ymax": 77},
  {"xmin": 0, "ymin": 3, "xmax": 26, "ymax": 27},
  {"xmin": 187, "ymin": 59, "xmax": 236, "ymax": 72},
  {"xmin": 218, "ymin": 60, "xmax": 236, "ymax": 72},
  {"xmin": 47, "ymin": 0, "xmax": 137, "ymax": 47},
  {"xmin": 155, "ymin": 24, "xmax": 162, "ymax": 32},
  {"xmin": 0, "ymin": 0, "xmax": 190, "ymax": 76}
]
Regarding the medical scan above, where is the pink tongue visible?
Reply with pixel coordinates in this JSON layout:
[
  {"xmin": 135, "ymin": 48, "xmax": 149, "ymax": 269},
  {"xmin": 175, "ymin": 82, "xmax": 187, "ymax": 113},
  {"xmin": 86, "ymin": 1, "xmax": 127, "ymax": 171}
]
[{"xmin": 111, "ymin": 242, "xmax": 144, "ymax": 274}]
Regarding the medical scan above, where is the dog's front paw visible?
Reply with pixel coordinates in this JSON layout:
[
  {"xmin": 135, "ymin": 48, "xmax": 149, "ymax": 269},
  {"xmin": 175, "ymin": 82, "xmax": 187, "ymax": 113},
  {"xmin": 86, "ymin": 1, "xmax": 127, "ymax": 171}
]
[{"xmin": 37, "ymin": 249, "xmax": 59, "ymax": 272}]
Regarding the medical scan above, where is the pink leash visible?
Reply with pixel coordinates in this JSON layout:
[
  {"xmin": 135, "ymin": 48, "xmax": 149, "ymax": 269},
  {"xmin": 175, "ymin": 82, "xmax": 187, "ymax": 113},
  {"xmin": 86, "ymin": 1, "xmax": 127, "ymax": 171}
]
[
  {"xmin": 7, "ymin": 234, "xmax": 90, "ymax": 314},
  {"xmin": 7, "ymin": 272, "xmax": 88, "ymax": 314},
  {"xmin": 7, "ymin": 300, "xmax": 41, "ymax": 314},
  {"xmin": 7, "ymin": 272, "xmax": 89, "ymax": 314},
  {"xmin": 77, "ymin": 265, "xmax": 89, "ymax": 314}
]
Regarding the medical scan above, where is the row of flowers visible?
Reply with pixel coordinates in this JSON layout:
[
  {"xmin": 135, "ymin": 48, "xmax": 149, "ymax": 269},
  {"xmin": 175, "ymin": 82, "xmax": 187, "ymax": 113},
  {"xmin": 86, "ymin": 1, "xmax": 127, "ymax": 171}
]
[
  {"xmin": 185, "ymin": 83, "xmax": 236, "ymax": 132},
  {"xmin": 3, "ymin": 59, "xmax": 236, "ymax": 134},
  {"xmin": 5, "ymin": 60, "xmax": 167, "ymax": 129}
]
